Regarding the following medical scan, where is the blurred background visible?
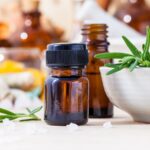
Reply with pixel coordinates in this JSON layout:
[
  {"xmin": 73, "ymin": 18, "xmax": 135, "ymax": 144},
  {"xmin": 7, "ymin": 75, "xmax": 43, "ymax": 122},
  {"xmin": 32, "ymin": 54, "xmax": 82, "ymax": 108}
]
[{"xmin": 0, "ymin": 0, "xmax": 150, "ymax": 109}]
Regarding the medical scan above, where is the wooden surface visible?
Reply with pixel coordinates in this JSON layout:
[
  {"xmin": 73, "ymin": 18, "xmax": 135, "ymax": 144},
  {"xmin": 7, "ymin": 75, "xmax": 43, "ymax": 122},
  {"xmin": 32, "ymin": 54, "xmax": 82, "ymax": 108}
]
[{"xmin": 1, "ymin": 108, "xmax": 150, "ymax": 150}]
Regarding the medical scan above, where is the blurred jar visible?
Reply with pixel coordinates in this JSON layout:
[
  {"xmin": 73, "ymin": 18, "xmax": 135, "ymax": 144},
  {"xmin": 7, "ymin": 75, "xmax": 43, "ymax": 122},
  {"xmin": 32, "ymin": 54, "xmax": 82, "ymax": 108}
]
[
  {"xmin": 0, "ymin": 23, "xmax": 12, "ymax": 47},
  {"xmin": 114, "ymin": 0, "xmax": 150, "ymax": 35},
  {"xmin": 9, "ymin": 0, "xmax": 55, "ymax": 51}
]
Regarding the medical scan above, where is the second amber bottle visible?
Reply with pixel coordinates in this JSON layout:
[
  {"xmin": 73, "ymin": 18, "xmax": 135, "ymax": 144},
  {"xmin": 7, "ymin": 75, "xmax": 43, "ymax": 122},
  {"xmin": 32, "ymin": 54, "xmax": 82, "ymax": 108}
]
[{"xmin": 81, "ymin": 24, "xmax": 113, "ymax": 118}]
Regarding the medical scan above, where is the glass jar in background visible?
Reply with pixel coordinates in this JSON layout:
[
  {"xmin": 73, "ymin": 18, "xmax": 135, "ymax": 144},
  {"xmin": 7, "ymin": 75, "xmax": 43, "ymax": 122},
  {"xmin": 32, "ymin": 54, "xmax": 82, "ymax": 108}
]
[
  {"xmin": 9, "ymin": 0, "xmax": 55, "ymax": 51},
  {"xmin": 45, "ymin": 43, "xmax": 89, "ymax": 126},
  {"xmin": 114, "ymin": 0, "xmax": 150, "ymax": 35},
  {"xmin": 81, "ymin": 24, "xmax": 113, "ymax": 118}
]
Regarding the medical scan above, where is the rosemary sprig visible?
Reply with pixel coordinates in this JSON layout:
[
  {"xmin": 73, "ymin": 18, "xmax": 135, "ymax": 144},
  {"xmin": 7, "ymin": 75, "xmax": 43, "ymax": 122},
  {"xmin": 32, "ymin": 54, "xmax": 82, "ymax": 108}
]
[
  {"xmin": 95, "ymin": 26, "xmax": 150, "ymax": 75},
  {"xmin": 0, "ymin": 106, "xmax": 42, "ymax": 122}
]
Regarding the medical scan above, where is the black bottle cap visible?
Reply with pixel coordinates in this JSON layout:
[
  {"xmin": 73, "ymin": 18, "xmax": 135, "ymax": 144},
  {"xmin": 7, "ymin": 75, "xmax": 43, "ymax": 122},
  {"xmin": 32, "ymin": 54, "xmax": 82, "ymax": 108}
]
[{"xmin": 46, "ymin": 43, "xmax": 88, "ymax": 68}]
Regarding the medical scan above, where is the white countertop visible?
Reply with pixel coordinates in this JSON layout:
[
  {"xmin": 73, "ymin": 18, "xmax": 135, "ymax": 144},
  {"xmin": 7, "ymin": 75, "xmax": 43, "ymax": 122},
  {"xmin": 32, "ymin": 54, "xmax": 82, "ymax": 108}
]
[{"xmin": 1, "ymin": 108, "xmax": 150, "ymax": 150}]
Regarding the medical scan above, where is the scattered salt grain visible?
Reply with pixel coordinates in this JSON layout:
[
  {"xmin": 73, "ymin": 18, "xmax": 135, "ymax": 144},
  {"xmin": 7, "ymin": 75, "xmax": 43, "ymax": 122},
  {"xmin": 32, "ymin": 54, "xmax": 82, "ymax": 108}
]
[
  {"xmin": 2, "ymin": 119, "xmax": 16, "ymax": 131},
  {"xmin": 66, "ymin": 123, "xmax": 79, "ymax": 132},
  {"xmin": 0, "ymin": 121, "xmax": 47, "ymax": 145},
  {"xmin": 102, "ymin": 121, "xmax": 113, "ymax": 129},
  {"xmin": 25, "ymin": 123, "xmax": 47, "ymax": 135}
]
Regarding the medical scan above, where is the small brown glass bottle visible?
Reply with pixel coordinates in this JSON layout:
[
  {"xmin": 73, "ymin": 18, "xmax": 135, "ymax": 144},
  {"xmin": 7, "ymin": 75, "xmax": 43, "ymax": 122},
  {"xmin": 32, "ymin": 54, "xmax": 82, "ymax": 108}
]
[
  {"xmin": 81, "ymin": 24, "xmax": 113, "ymax": 118},
  {"xmin": 45, "ymin": 43, "xmax": 89, "ymax": 126},
  {"xmin": 114, "ymin": 0, "xmax": 150, "ymax": 35},
  {"xmin": 9, "ymin": 0, "xmax": 54, "ymax": 51}
]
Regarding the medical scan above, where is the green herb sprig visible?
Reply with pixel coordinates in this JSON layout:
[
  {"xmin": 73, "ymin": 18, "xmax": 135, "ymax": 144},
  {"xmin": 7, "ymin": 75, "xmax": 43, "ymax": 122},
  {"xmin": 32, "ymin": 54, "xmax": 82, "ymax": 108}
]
[
  {"xmin": 95, "ymin": 27, "xmax": 150, "ymax": 75},
  {"xmin": 0, "ymin": 106, "xmax": 42, "ymax": 122}
]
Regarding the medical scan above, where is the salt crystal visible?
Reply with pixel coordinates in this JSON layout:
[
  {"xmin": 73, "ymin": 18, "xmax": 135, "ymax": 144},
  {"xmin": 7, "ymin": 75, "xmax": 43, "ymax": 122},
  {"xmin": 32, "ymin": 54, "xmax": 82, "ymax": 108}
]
[
  {"xmin": 2, "ymin": 119, "xmax": 16, "ymax": 131},
  {"xmin": 0, "ymin": 121, "xmax": 47, "ymax": 145},
  {"xmin": 25, "ymin": 123, "xmax": 47, "ymax": 135},
  {"xmin": 3, "ymin": 118, "xmax": 11, "ymax": 125},
  {"xmin": 66, "ymin": 123, "xmax": 79, "ymax": 132},
  {"xmin": 102, "ymin": 121, "xmax": 113, "ymax": 129}
]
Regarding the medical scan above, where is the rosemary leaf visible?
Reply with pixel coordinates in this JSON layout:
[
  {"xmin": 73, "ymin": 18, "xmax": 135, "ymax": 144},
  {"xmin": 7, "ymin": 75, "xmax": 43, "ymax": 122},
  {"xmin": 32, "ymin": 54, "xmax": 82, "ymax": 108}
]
[
  {"xmin": 106, "ymin": 64, "xmax": 127, "ymax": 75},
  {"xmin": 95, "ymin": 52, "xmax": 132, "ymax": 59},
  {"xmin": 0, "ymin": 108, "xmax": 16, "ymax": 116},
  {"xmin": 121, "ymin": 56, "xmax": 135, "ymax": 64},
  {"xmin": 29, "ymin": 106, "xmax": 43, "ymax": 115},
  {"xmin": 142, "ymin": 27, "xmax": 150, "ymax": 60},
  {"xmin": 20, "ymin": 118, "xmax": 41, "ymax": 122},
  {"xmin": 122, "ymin": 36, "xmax": 141, "ymax": 57},
  {"xmin": 26, "ymin": 108, "xmax": 32, "ymax": 114},
  {"xmin": 129, "ymin": 59, "xmax": 138, "ymax": 72},
  {"xmin": 0, "ymin": 115, "xmax": 18, "ymax": 120},
  {"xmin": 105, "ymin": 63, "xmax": 122, "ymax": 68},
  {"xmin": 95, "ymin": 27, "xmax": 150, "ymax": 75},
  {"xmin": 0, "ymin": 106, "xmax": 42, "ymax": 122}
]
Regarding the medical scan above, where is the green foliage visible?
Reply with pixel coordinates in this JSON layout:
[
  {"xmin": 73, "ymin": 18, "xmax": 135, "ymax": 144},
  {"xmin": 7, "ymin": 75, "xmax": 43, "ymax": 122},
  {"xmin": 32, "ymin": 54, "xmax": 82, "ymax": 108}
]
[
  {"xmin": 0, "ymin": 106, "xmax": 42, "ymax": 122},
  {"xmin": 95, "ymin": 27, "xmax": 150, "ymax": 75}
]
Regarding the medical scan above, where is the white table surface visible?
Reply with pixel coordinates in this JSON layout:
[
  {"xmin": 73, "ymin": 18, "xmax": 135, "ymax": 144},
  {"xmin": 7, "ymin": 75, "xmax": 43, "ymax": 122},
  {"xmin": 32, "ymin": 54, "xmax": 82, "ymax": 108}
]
[{"xmin": 1, "ymin": 108, "xmax": 150, "ymax": 150}]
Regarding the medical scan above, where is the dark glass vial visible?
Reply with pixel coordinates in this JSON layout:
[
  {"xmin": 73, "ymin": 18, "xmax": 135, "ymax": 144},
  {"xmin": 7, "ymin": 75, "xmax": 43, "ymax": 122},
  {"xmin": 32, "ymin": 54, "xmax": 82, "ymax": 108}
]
[
  {"xmin": 44, "ymin": 43, "xmax": 89, "ymax": 126},
  {"xmin": 81, "ymin": 24, "xmax": 113, "ymax": 118}
]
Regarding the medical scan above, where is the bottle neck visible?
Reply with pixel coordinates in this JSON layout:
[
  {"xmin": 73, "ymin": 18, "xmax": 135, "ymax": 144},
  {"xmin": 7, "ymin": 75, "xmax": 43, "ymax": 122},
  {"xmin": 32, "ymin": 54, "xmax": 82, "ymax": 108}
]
[
  {"xmin": 23, "ymin": 11, "xmax": 41, "ymax": 29},
  {"xmin": 82, "ymin": 24, "xmax": 109, "ymax": 50},
  {"xmin": 50, "ymin": 68, "xmax": 83, "ymax": 77}
]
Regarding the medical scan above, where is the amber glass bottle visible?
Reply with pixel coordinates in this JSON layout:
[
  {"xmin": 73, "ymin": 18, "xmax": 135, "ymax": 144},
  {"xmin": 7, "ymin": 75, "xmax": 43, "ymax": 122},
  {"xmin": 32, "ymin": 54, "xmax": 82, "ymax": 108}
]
[
  {"xmin": 0, "ymin": 23, "xmax": 11, "ymax": 47},
  {"xmin": 81, "ymin": 24, "xmax": 113, "ymax": 118},
  {"xmin": 9, "ymin": 0, "xmax": 53, "ymax": 51},
  {"xmin": 114, "ymin": 0, "xmax": 150, "ymax": 35},
  {"xmin": 45, "ymin": 43, "xmax": 89, "ymax": 126}
]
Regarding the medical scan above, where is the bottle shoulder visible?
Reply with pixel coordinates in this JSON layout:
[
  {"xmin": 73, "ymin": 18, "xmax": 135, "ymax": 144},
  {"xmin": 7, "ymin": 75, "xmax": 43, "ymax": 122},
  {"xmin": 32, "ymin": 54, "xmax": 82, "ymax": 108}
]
[{"xmin": 45, "ymin": 76, "xmax": 89, "ymax": 85}]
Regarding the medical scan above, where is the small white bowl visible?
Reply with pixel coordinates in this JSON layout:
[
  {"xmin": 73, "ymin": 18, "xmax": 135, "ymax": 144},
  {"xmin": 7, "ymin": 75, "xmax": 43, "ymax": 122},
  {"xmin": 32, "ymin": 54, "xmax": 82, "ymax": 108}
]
[{"xmin": 100, "ymin": 67, "xmax": 150, "ymax": 123}]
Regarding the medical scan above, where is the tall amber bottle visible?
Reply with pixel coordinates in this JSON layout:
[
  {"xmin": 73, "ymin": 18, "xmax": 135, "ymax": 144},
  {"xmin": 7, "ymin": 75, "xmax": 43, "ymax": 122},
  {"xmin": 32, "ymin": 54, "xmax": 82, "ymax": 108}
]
[
  {"xmin": 114, "ymin": 0, "xmax": 150, "ymax": 35},
  {"xmin": 81, "ymin": 24, "xmax": 113, "ymax": 118},
  {"xmin": 9, "ymin": 0, "xmax": 53, "ymax": 51}
]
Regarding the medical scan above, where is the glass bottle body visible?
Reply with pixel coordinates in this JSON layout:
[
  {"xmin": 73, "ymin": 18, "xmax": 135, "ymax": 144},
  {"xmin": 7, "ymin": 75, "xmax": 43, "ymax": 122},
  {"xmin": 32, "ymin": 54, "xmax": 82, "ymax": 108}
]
[
  {"xmin": 45, "ymin": 68, "xmax": 89, "ymax": 126},
  {"xmin": 82, "ymin": 24, "xmax": 113, "ymax": 118}
]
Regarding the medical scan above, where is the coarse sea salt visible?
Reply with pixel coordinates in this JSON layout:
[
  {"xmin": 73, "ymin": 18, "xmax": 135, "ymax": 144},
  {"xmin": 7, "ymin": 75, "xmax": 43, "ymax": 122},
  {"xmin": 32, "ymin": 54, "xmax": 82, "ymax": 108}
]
[
  {"xmin": 66, "ymin": 123, "xmax": 79, "ymax": 132},
  {"xmin": 2, "ymin": 119, "xmax": 16, "ymax": 131},
  {"xmin": 25, "ymin": 123, "xmax": 47, "ymax": 135},
  {"xmin": 102, "ymin": 121, "xmax": 113, "ymax": 129},
  {"xmin": 0, "ymin": 119, "xmax": 48, "ymax": 145}
]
